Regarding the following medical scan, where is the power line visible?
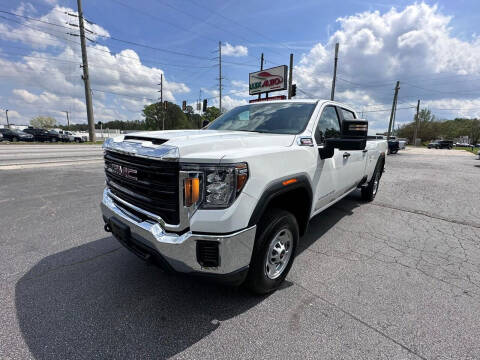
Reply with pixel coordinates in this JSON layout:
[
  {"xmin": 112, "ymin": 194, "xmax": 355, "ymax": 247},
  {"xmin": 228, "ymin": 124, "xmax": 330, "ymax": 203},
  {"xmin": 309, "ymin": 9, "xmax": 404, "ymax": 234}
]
[{"xmin": 184, "ymin": 0, "xmax": 293, "ymax": 57}]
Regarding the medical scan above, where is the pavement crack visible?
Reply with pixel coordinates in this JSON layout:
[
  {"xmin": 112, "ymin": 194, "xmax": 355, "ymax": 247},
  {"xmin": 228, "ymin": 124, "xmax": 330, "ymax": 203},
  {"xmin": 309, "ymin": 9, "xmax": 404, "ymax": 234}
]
[
  {"xmin": 372, "ymin": 202, "xmax": 480, "ymax": 229},
  {"xmin": 292, "ymin": 281, "xmax": 428, "ymax": 360}
]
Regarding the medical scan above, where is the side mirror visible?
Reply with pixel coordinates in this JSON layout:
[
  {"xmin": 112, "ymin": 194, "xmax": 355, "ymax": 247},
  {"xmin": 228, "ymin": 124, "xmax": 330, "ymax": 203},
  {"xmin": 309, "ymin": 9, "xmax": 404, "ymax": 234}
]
[
  {"xmin": 318, "ymin": 119, "xmax": 368, "ymax": 159},
  {"xmin": 202, "ymin": 120, "xmax": 210, "ymax": 128},
  {"xmin": 341, "ymin": 119, "xmax": 368, "ymax": 138}
]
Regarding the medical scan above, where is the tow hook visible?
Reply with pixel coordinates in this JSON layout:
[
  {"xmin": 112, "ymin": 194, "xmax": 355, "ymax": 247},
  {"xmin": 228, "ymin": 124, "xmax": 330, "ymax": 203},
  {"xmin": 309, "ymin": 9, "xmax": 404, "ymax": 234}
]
[{"xmin": 104, "ymin": 223, "xmax": 112, "ymax": 233}]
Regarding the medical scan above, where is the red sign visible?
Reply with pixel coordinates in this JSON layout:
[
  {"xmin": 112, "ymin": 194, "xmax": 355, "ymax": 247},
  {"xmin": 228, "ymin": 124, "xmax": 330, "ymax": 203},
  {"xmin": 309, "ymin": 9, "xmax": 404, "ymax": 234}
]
[{"xmin": 249, "ymin": 95, "xmax": 286, "ymax": 103}]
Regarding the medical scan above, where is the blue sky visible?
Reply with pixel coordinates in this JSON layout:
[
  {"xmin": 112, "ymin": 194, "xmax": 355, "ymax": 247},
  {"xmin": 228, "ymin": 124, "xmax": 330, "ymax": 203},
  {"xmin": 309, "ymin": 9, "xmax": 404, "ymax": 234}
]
[{"xmin": 1, "ymin": 0, "xmax": 480, "ymax": 132}]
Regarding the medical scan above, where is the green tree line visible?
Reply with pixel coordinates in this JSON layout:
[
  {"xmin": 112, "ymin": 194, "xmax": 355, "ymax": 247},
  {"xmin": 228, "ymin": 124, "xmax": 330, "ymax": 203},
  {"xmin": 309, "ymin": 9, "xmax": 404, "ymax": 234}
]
[
  {"xmin": 397, "ymin": 108, "xmax": 480, "ymax": 144},
  {"xmin": 52, "ymin": 102, "xmax": 221, "ymax": 132}
]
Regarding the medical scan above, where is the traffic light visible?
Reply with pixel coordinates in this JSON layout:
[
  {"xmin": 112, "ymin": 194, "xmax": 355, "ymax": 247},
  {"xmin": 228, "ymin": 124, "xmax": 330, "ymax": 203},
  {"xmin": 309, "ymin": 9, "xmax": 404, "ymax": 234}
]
[
  {"xmin": 203, "ymin": 99, "xmax": 208, "ymax": 112},
  {"xmin": 291, "ymin": 84, "xmax": 297, "ymax": 97},
  {"xmin": 182, "ymin": 100, "xmax": 186, "ymax": 111},
  {"xmin": 163, "ymin": 101, "xmax": 168, "ymax": 110}
]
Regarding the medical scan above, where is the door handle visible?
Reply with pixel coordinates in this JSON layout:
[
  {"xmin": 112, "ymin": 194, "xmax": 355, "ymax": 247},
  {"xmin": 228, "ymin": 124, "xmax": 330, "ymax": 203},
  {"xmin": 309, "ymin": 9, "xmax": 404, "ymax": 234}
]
[
  {"xmin": 343, "ymin": 152, "xmax": 351, "ymax": 158},
  {"xmin": 362, "ymin": 149, "xmax": 368, "ymax": 153}
]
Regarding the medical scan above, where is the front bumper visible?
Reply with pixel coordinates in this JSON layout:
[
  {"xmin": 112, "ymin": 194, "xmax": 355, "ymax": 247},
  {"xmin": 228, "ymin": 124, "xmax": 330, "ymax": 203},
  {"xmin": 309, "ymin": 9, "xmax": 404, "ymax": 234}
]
[{"xmin": 101, "ymin": 188, "xmax": 256, "ymax": 277}]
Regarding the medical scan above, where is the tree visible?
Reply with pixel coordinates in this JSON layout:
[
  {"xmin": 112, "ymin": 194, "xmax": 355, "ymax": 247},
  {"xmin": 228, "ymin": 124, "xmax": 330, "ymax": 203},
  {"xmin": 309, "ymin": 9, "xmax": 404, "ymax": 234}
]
[
  {"xmin": 142, "ymin": 101, "xmax": 191, "ymax": 130},
  {"xmin": 30, "ymin": 116, "xmax": 57, "ymax": 129},
  {"xmin": 202, "ymin": 106, "xmax": 221, "ymax": 124},
  {"xmin": 397, "ymin": 110, "xmax": 480, "ymax": 144}
]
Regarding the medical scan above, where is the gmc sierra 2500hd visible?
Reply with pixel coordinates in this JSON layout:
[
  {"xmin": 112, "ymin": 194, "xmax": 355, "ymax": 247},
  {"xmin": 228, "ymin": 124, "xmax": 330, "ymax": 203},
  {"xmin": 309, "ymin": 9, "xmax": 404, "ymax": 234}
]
[{"xmin": 101, "ymin": 100, "xmax": 387, "ymax": 294}]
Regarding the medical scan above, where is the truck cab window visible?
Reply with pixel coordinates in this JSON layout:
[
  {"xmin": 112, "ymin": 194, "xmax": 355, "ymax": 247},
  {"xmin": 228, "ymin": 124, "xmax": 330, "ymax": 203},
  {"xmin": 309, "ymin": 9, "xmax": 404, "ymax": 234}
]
[
  {"xmin": 315, "ymin": 106, "xmax": 341, "ymax": 144},
  {"xmin": 341, "ymin": 108, "xmax": 356, "ymax": 120}
]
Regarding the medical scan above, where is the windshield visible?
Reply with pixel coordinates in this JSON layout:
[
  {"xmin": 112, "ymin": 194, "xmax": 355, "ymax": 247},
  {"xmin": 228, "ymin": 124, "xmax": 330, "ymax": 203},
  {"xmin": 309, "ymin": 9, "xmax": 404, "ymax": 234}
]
[{"xmin": 207, "ymin": 102, "xmax": 316, "ymax": 134}]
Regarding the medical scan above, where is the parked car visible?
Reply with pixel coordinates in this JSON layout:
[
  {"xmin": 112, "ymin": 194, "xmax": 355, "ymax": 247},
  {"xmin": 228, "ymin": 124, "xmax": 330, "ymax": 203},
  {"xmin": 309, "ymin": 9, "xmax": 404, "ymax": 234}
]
[
  {"xmin": 0, "ymin": 132, "xmax": 3, "ymax": 142},
  {"xmin": 0, "ymin": 128, "xmax": 34, "ymax": 142},
  {"xmin": 101, "ymin": 99, "xmax": 388, "ymax": 294},
  {"xmin": 56, "ymin": 130, "xmax": 74, "ymax": 142},
  {"xmin": 23, "ymin": 127, "xmax": 60, "ymax": 142},
  {"xmin": 454, "ymin": 142, "xmax": 472, "ymax": 148},
  {"xmin": 70, "ymin": 131, "xmax": 88, "ymax": 143},
  {"xmin": 428, "ymin": 140, "xmax": 453, "ymax": 149},
  {"xmin": 387, "ymin": 137, "xmax": 399, "ymax": 154}
]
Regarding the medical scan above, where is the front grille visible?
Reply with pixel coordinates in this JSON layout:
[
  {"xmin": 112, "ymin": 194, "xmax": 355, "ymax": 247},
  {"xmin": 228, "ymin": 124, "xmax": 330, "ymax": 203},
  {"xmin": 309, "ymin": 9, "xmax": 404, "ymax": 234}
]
[{"xmin": 104, "ymin": 150, "xmax": 180, "ymax": 224}]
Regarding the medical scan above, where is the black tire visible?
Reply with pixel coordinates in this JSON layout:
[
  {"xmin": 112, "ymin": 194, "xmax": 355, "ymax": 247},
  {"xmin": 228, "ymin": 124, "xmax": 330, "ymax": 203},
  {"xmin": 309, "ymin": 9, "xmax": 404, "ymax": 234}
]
[
  {"xmin": 75, "ymin": 138, "xmax": 80, "ymax": 143},
  {"xmin": 12, "ymin": 137, "xmax": 18, "ymax": 142},
  {"xmin": 50, "ymin": 137, "xmax": 57, "ymax": 143},
  {"xmin": 361, "ymin": 158, "xmax": 384, "ymax": 202},
  {"xmin": 246, "ymin": 208, "xmax": 299, "ymax": 295},
  {"xmin": 391, "ymin": 149, "xmax": 398, "ymax": 154}
]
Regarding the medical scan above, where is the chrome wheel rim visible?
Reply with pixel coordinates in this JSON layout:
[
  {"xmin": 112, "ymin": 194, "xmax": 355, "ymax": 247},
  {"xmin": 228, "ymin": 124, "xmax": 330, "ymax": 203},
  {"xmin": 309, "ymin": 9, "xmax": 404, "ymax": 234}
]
[
  {"xmin": 372, "ymin": 170, "xmax": 380, "ymax": 195},
  {"xmin": 265, "ymin": 228, "xmax": 293, "ymax": 280}
]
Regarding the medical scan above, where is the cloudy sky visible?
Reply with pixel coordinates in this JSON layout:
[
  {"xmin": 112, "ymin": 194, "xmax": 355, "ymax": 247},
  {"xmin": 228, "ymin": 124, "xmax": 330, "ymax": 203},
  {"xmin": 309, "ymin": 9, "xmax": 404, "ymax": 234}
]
[{"xmin": 1, "ymin": 0, "xmax": 480, "ymax": 132}]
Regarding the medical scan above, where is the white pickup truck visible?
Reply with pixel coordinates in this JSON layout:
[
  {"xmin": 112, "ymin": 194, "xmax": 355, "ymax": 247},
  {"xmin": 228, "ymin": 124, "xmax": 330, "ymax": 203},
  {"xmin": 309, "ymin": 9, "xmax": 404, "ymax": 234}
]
[{"xmin": 101, "ymin": 99, "xmax": 387, "ymax": 293}]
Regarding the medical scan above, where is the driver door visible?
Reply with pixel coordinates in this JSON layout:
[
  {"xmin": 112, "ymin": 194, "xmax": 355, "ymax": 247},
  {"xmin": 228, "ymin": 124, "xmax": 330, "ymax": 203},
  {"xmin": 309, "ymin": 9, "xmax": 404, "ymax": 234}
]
[{"xmin": 312, "ymin": 105, "xmax": 344, "ymax": 211}]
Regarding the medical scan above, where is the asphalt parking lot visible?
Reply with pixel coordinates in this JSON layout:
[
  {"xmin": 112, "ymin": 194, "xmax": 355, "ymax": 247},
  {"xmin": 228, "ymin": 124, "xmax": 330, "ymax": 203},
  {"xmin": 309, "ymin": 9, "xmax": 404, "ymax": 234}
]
[
  {"xmin": 1, "ymin": 145, "xmax": 479, "ymax": 359},
  {"xmin": 0, "ymin": 144, "xmax": 103, "ymax": 169}
]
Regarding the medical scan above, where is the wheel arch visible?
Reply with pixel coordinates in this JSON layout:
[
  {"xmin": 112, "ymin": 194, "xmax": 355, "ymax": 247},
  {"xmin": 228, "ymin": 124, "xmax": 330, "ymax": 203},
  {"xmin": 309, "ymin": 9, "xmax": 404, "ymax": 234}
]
[{"xmin": 248, "ymin": 174, "xmax": 313, "ymax": 236}]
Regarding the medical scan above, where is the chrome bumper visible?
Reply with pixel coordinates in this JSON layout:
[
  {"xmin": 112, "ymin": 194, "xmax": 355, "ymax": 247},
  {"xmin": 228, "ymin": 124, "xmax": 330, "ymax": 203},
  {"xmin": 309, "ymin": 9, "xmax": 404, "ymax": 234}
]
[{"xmin": 101, "ymin": 188, "xmax": 256, "ymax": 275}]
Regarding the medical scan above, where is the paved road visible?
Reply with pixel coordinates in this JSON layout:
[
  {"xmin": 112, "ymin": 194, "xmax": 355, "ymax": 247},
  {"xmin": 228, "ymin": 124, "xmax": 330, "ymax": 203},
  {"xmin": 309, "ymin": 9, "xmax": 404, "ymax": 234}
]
[
  {"xmin": 0, "ymin": 147, "xmax": 479, "ymax": 359},
  {"xmin": 0, "ymin": 144, "xmax": 103, "ymax": 169}
]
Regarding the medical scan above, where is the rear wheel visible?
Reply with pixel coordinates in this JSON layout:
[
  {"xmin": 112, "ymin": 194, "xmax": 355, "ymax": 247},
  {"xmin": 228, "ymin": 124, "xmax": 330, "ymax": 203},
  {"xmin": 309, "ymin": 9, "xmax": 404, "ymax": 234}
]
[
  {"xmin": 246, "ymin": 208, "xmax": 298, "ymax": 294},
  {"xmin": 12, "ymin": 137, "xmax": 18, "ymax": 142},
  {"xmin": 361, "ymin": 159, "xmax": 383, "ymax": 202}
]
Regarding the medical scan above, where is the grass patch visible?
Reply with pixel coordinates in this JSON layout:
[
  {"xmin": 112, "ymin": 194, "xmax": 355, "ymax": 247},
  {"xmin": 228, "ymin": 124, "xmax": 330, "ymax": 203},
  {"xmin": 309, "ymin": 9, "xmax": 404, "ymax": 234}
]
[{"xmin": 453, "ymin": 146, "xmax": 479, "ymax": 155}]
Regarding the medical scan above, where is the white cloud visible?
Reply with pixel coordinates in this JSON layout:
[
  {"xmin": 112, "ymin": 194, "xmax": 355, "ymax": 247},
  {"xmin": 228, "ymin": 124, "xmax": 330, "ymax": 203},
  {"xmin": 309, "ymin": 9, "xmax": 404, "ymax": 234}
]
[
  {"xmin": 0, "ymin": 6, "xmax": 190, "ymax": 125},
  {"xmin": 221, "ymin": 42, "xmax": 248, "ymax": 57},
  {"xmin": 15, "ymin": 2, "xmax": 37, "ymax": 16},
  {"xmin": 294, "ymin": 3, "xmax": 480, "ymax": 132}
]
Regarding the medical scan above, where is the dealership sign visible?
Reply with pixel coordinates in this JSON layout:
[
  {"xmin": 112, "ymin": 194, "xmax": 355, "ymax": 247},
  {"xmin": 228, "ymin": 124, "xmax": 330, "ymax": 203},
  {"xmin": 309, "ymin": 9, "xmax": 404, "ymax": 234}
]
[{"xmin": 249, "ymin": 65, "xmax": 287, "ymax": 95}]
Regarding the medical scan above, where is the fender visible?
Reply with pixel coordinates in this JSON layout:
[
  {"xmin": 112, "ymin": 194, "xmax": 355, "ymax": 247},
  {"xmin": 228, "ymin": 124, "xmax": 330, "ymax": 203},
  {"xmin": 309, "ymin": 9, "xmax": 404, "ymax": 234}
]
[{"xmin": 248, "ymin": 174, "xmax": 313, "ymax": 235}]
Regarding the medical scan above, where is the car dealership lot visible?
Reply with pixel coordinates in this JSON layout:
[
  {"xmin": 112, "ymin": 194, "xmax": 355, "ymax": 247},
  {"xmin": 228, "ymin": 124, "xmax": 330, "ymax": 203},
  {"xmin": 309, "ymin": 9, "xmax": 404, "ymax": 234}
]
[{"xmin": 0, "ymin": 147, "xmax": 479, "ymax": 359}]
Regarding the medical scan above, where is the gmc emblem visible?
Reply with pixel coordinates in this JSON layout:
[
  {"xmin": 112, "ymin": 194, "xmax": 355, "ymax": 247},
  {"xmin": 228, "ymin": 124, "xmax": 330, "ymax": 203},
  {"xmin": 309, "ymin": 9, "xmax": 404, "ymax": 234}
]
[{"xmin": 109, "ymin": 163, "xmax": 138, "ymax": 180}]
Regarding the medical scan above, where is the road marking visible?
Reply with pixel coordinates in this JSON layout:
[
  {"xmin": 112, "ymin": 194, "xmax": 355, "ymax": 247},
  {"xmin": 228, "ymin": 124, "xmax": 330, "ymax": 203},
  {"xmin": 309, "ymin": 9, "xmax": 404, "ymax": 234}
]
[{"xmin": 0, "ymin": 158, "xmax": 104, "ymax": 170}]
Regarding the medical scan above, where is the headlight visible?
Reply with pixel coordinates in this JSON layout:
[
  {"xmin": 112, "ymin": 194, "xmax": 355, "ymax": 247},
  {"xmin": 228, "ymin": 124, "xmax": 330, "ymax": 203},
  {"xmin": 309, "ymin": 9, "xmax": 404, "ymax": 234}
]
[{"xmin": 181, "ymin": 163, "xmax": 248, "ymax": 209}]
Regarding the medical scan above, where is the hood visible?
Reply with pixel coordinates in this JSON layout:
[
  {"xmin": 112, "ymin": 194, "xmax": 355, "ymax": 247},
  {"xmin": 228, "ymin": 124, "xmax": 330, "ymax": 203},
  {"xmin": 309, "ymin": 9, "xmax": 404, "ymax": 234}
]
[{"xmin": 117, "ymin": 129, "xmax": 296, "ymax": 162}]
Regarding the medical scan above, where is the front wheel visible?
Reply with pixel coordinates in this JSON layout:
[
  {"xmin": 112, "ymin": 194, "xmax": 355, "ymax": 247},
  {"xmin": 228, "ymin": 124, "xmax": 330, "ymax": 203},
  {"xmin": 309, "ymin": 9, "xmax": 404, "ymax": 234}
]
[
  {"xmin": 362, "ymin": 159, "xmax": 383, "ymax": 201},
  {"xmin": 246, "ymin": 208, "xmax": 298, "ymax": 294}
]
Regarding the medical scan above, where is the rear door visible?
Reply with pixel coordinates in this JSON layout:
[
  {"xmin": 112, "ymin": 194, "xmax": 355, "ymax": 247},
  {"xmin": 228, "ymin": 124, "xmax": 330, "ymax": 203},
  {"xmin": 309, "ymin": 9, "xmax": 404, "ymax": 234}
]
[
  {"xmin": 312, "ymin": 105, "xmax": 344, "ymax": 211},
  {"xmin": 336, "ymin": 106, "xmax": 367, "ymax": 190}
]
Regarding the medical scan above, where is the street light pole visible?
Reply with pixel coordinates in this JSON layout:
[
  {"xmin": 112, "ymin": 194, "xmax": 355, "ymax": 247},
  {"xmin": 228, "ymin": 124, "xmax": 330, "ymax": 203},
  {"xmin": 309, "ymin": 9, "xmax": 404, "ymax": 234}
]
[{"xmin": 5, "ymin": 109, "xmax": 9, "ymax": 128}]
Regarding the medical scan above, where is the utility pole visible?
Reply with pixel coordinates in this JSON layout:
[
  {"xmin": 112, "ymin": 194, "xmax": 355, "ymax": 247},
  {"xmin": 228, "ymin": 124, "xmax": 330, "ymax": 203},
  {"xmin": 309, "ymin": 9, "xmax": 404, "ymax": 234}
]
[
  {"xmin": 288, "ymin": 53, "xmax": 293, "ymax": 99},
  {"xmin": 5, "ymin": 109, "xmax": 9, "ymax": 128},
  {"xmin": 219, "ymin": 41, "xmax": 222, "ymax": 113},
  {"xmin": 387, "ymin": 81, "xmax": 400, "ymax": 139},
  {"xmin": 63, "ymin": 111, "xmax": 70, "ymax": 130},
  {"xmin": 330, "ymin": 43, "xmax": 339, "ymax": 101},
  {"xmin": 413, "ymin": 99, "xmax": 420, "ymax": 146},
  {"xmin": 158, "ymin": 74, "xmax": 164, "ymax": 130},
  {"xmin": 392, "ymin": 96, "xmax": 398, "ymax": 135},
  {"xmin": 76, "ymin": 0, "xmax": 95, "ymax": 142},
  {"xmin": 258, "ymin": 53, "xmax": 264, "ymax": 100}
]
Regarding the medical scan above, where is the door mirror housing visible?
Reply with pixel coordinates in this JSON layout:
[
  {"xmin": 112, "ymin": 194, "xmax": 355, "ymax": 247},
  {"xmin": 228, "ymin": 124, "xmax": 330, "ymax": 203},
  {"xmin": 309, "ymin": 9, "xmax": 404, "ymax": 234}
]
[
  {"xmin": 318, "ymin": 119, "xmax": 368, "ymax": 159},
  {"xmin": 341, "ymin": 119, "xmax": 368, "ymax": 138}
]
